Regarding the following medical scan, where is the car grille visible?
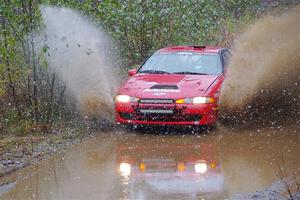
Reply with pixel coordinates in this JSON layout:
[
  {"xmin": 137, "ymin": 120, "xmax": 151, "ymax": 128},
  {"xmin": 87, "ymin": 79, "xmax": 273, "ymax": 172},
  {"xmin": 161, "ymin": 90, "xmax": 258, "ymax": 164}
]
[
  {"xmin": 119, "ymin": 112, "xmax": 201, "ymax": 122},
  {"xmin": 150, "ymin": 85, "xmax": 179, "ymax": 90},
  {"xmin": 119, "ymin": 98, "xmax": 201, "ymax": 122},
  {"xmin": 139, "ymin": 98, "xmax": 174, "ymax": 104},
  {"xmin": 137, "ymin": 113, "xmax": 201, "ymax": 122}
]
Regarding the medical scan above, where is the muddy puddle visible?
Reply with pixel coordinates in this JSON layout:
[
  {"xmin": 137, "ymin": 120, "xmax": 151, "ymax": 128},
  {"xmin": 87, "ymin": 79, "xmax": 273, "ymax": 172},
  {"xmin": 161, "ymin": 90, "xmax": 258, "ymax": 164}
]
[{"xmin": 0, "ymin": 126, "xmax": 299, "ymax": 200}]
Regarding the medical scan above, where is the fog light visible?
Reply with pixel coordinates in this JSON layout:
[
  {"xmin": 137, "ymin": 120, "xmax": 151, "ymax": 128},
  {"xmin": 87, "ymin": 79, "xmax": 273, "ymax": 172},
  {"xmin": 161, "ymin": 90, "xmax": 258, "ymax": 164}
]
[
  {"xmin": 139, "ymin": 162, "xmax": 146, "ymax": 172},
  {"xmin": 176, "ymin": 99, "xmax": 186, "ymax": 104},
  {"xmin": 177, "ymin": 162, "xmax": 186, "ymax": 172}
]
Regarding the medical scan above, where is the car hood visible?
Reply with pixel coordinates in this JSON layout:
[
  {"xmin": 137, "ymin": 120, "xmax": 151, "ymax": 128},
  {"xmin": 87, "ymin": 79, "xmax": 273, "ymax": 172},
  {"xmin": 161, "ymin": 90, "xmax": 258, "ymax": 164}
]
[{"xmin": 119, "ymin": 74, "xmax": 220, "ymax": 99}]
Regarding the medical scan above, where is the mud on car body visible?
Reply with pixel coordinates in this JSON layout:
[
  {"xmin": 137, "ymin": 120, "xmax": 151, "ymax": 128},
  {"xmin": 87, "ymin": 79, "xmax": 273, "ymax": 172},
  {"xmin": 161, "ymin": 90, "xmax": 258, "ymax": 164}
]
[{"xmin": 114, "ymin": 45, "xmax": 231, "ymax": 126}]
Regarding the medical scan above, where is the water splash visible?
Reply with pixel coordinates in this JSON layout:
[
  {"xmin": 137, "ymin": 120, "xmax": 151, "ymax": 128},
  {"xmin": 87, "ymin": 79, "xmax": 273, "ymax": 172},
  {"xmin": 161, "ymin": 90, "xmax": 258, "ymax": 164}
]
[
  {"xmin": 41, "ymin": 6, "xmax": 120, "ymax": 119},
  {"xmin": 220, "ymin": 5, "xmax": 300, "ymax": 126}
]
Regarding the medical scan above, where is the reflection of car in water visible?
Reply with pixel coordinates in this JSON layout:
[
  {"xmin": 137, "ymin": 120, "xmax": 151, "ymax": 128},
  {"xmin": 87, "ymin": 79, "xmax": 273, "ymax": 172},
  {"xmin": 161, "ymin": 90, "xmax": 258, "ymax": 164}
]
[
  {"xmin": 114, "ymin": 45, "xmax": 231, "ymax": 127},
  {"xmin": 116, "ymin": 142, "xmax": 226, "ymax": 199}
]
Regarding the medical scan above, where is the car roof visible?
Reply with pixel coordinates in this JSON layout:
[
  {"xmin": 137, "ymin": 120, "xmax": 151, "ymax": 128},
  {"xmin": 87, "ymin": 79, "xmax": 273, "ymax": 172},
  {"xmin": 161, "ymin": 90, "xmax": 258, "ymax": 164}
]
[{"xmin": 158, "ymin": 45, "xmax": 221, "ymax": 53}]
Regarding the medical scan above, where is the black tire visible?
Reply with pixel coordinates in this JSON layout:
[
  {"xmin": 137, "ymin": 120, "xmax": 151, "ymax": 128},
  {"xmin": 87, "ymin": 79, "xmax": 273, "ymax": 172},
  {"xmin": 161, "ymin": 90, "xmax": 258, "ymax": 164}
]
[{"xmin": 192, "ymin": 124, "xmax": 217, "ymax": 134}]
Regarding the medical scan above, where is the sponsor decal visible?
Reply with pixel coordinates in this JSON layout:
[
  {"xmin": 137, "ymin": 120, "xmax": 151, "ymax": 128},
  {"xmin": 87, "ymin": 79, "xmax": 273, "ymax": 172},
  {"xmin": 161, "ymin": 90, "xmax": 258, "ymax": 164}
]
[
  {"xmin": 153, "ymin": 92, "xmax": 166, "ymax": 96},
  {"xmin": 177, "ymin": 52, "xmax": 193, "ymax": 55},
  {"xmin": 144, "ymin": 89, "xmax": 180, "ymax": 93}
]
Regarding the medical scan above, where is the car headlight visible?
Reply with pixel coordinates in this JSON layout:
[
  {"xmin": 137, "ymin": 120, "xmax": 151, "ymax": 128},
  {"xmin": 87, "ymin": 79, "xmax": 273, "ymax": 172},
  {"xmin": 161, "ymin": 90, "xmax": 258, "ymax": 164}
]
[
  {"xmin": 194, "ymin": 162, "xmax": 207, "ymax": 173},
  {"xmin": 176, "ymin": 97, "xmax": 215, "ymax": 104},
  {"xmin": 119, "ymin": 162, "xmax": 131, "ymax": 176},
  {"xmin": 192, "ymin": 97, "xmax": 215, "ymax": 104},
  {"xmin": 115, "ymin": 95, "xmax": 139, "ymax": 103}
]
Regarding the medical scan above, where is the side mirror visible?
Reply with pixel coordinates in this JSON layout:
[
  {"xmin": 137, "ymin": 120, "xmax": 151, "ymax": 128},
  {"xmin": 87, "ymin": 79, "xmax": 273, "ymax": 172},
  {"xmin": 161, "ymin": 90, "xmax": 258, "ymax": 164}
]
[{"xmin": 128, "ymin": 68, "xmax": 138, "ymax": 76}]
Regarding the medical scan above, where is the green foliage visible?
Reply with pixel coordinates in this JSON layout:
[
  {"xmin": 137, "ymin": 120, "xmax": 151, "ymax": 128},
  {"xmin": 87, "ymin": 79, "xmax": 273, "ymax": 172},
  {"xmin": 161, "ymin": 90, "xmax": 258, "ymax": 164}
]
[
  {"xmin": 2, "ymin": 108, "xmax": 19, "ymax": 126},
  {"xmin": 43, "ymin": 0, "xmax": 261, "ymax": 62},
  {"xmin": 11, "ymin": 120, "xmax": 32, "ymax": 136},
  {"xmin": 0, "ymin": 64, "xmax": 6, "ymax": 97},
  {"xmin": 66, "ymin": 0, "xmax": 260, "ymax": 62}
]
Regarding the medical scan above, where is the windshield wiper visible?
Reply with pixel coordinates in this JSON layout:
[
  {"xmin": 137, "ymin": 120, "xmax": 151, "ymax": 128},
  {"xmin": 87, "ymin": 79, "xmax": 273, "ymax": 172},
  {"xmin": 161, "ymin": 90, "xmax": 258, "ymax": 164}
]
[
  {"xmin": 173, "ymin": 71, "xmax": 209, "ymax": 75},
  {"xmin": 139, "ymin": 70, "xmax": 171, "ymax": 74}
]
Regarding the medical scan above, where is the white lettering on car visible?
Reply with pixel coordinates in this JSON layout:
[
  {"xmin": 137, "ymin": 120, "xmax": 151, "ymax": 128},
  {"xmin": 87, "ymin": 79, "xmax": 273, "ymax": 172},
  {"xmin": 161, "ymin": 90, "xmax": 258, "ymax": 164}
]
[
  {"xmin": 144, "ymin": 89, "xmax": 180, "ymax": 93},
  {"xmin": 153, "ymin": 92, "xmax": 166, "ymax": 96}
]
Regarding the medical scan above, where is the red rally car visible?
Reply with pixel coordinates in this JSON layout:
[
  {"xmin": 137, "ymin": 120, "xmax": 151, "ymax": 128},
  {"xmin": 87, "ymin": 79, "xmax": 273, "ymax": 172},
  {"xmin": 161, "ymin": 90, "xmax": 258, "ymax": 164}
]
[{"xmin": 114, "ymin": 45, "xmax": 231, "ymax": 126}]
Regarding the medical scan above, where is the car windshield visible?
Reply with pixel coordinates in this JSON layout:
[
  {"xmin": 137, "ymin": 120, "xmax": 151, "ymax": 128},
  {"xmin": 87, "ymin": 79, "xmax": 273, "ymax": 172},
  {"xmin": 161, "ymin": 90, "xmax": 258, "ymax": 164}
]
[{"xmin": 139, "ymin": 52, "xmax": 222, "ymax": 75}]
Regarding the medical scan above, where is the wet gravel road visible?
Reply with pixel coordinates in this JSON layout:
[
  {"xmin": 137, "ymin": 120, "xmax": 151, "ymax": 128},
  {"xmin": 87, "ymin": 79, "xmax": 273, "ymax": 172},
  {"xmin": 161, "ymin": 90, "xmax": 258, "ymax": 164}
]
[{"xmin": 0, "ymin": 125, "xmax": 299, "ymax": 200}]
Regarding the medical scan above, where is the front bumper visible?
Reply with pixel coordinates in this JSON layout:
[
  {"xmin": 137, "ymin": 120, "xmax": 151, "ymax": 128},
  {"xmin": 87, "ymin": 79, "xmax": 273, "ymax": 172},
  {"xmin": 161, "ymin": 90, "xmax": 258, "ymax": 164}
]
[{"xmin": 115, "ymin": 101, "xmax": 218, "ymax": 126}]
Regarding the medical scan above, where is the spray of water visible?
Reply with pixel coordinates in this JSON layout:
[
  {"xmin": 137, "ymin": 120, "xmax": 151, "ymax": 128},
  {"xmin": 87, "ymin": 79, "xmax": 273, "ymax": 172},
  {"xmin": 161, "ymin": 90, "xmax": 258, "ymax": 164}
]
[
  {"xmin": 40, "ymin": 6, "xmax": 120, "ymax": 119},
  {"xmin": 220, "ymin": 5, "xmax": 300, "ymax": 126}
]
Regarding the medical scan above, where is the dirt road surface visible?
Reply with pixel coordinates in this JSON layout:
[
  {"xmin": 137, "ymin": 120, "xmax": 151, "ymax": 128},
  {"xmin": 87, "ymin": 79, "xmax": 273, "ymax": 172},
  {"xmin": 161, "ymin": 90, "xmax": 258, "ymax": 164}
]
[{"xmin": 0, "ymin": 125, "xmax": 299, "ymax": 200}]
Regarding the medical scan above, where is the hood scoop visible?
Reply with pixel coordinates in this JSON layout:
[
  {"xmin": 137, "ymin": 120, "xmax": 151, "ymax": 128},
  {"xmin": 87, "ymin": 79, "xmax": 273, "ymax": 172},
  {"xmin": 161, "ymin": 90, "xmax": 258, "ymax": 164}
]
[{"xmin": 150, "ymin": 85, "xmax": 178, "ymax": 90}]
